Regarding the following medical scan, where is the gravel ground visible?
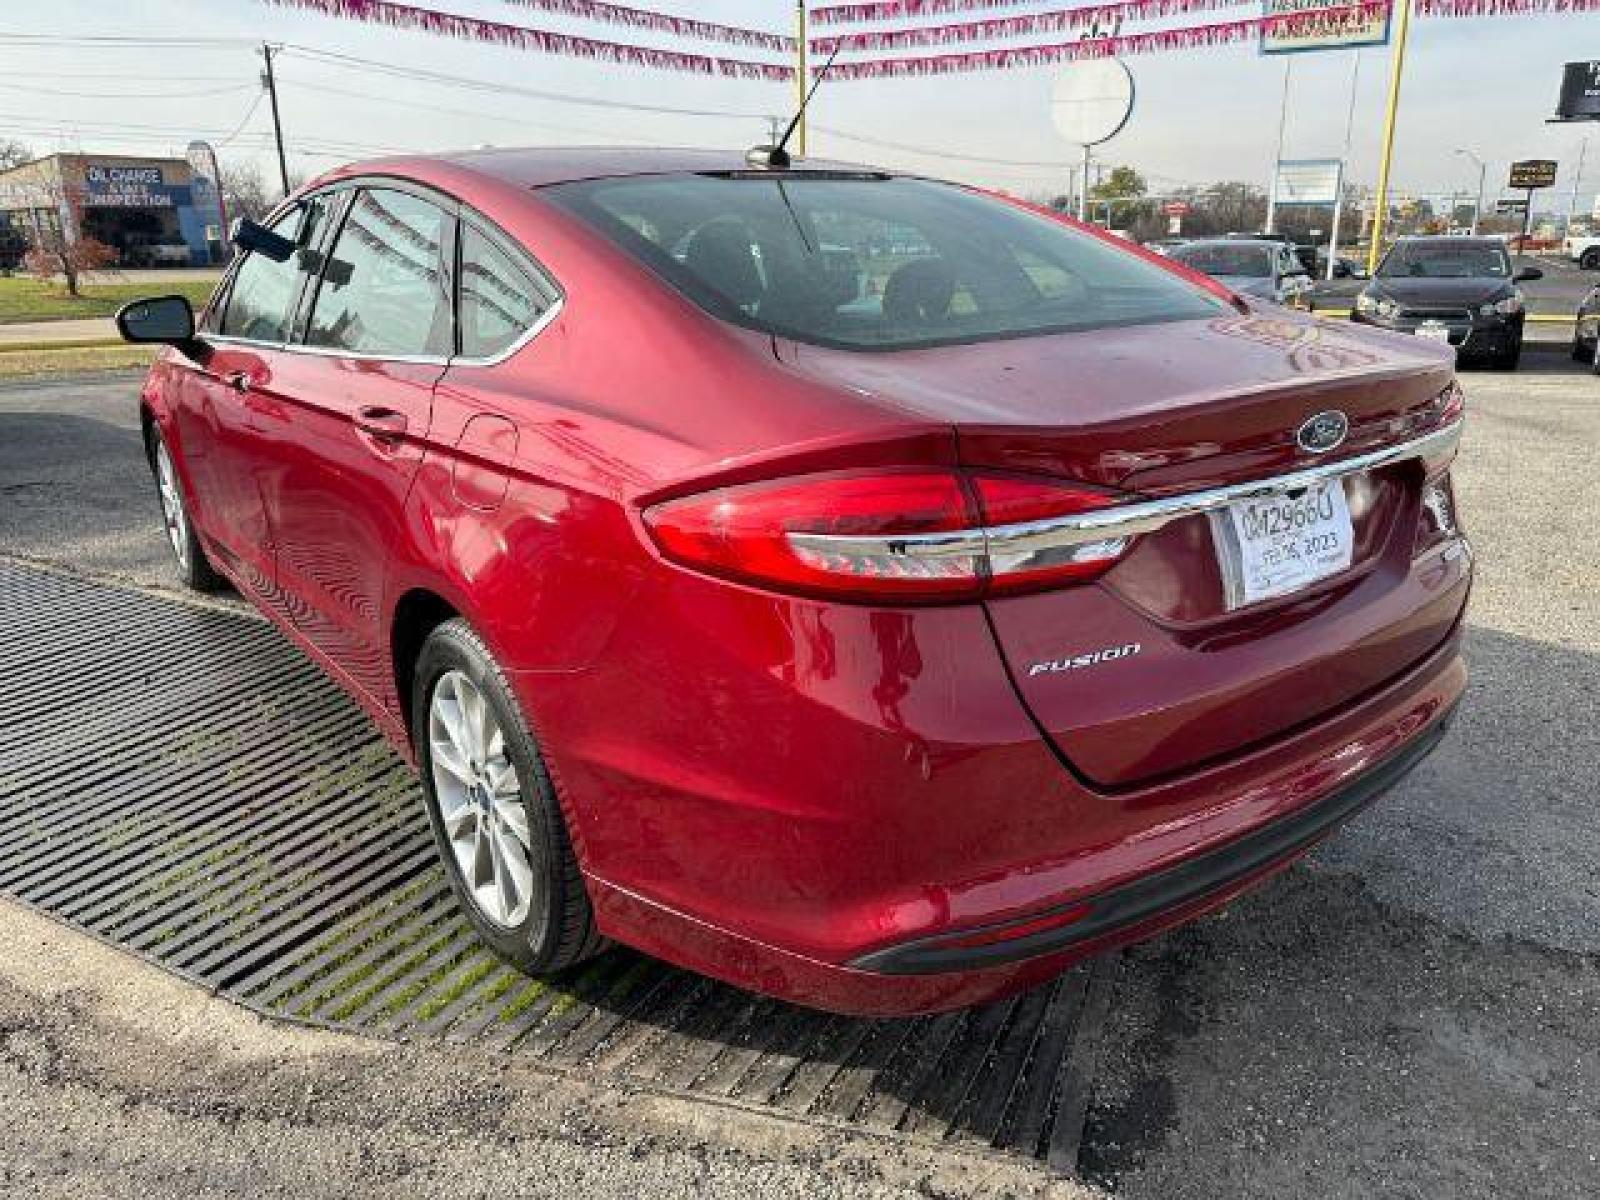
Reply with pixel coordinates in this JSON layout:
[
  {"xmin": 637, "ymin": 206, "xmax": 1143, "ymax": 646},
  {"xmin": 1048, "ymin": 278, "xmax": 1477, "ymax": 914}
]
[
  {"xmin": 0, "ymin": 900, "xmax": 1081, "ymax": 1200},
  {"xmin": 1, "ymin": 360, "xmax": 1597, "ymax": 1196},
  {"xmin": 1083, "ymin": 359, "xmax": 1600, "ymax": 1197}
]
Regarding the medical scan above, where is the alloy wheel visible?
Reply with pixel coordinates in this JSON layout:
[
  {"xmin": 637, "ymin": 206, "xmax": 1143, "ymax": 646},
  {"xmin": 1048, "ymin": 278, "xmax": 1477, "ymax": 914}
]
[
  {"xmin": 428, "ymin": 669, "xmax": 535, "ymax": 929},
  {"xmin": 154, "ymin": 441, "xmax": 190, "ymax": 570}
]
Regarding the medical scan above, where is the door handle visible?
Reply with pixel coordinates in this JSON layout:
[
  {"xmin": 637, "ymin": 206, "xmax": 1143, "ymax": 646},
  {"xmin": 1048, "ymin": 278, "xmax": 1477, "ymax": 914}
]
[{"xmin": 353, "ymin": 406, "xmax": 409, "ymax": 441}]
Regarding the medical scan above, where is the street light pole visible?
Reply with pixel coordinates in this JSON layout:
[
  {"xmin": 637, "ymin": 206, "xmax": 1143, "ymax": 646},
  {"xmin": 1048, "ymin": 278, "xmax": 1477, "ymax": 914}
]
[
  {"xmin": 1455, "ymin": 148, "xmax": 1486, "ymax": 235},
  {"xmin": 1566, "ymin": 136, "xmax": 1589, "ymax": 240}
]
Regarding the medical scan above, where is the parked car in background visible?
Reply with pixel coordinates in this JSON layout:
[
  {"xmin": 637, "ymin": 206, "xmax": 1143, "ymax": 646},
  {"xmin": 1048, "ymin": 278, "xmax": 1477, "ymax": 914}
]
[
  {"xmin": 1562, "ymin": 229, "xmax": 1600, "ymax": 269},
  {"xmin": 116, "ymin": 147, "xmax": 1471, "ymax": 1016},
  {"xmin": 1165, "ymin": 237, "xmax": 1314, "ymax": 305},
  {"xmin": 1225, "ymin": 231, "xmax": 1319, "ymax": 273},
  {"xmin": 1142, "ymin": 236, "xmax": 1190, "ymax": 256},
  {"xmin": 1573, "ymin": 281, "xmax": 1600, "ymax": 372},
  {"xmin": 1351, "ymin": 236, "xmax": 1538, "ymax": 370}
]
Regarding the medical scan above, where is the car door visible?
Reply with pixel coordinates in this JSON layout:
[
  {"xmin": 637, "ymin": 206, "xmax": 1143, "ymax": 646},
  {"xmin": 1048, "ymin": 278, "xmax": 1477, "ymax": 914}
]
[
  {"xmin": 169, "ymin": 197, "xmax": 335, "ymax": 590},
  {"xmin": 247, "ymin": 183, "xmax": 455, "ymax": 703}
]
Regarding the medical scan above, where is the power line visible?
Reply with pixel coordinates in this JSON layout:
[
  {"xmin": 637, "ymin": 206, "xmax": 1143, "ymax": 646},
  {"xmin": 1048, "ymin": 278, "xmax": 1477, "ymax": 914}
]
[
  {"xmin": 0, "ymin": 80, "xmax": 257, "ymax": 101},
  {"xmin": 0, "ymin": 32, "xmax": 261, "ymax": 48},
  {"xmin": 0, "ymin": 69, "xmax": 245, "ymax": 82},
  {"xmin": 216, "ymin": 91, "xmax": 269, "ymax": 149},
  {"xmin": 283, "ymin": 79, "xmax": 636, "ymax": 141},
  {"xmin": 278, "ymin": 45, "xmax": 769, "ymax": 120}
]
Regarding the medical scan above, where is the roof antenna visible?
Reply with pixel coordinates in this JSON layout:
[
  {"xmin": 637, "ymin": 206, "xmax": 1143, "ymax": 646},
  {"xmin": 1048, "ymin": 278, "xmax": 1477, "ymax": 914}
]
[{"xmin": 746, "ymin": 41, "xmax": 842, "ymax": 170}]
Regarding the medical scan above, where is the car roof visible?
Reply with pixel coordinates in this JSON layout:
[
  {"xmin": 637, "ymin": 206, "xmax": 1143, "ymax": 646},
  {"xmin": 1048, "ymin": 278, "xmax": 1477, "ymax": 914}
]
[
  {"xmin": 1175, "ymin": 238, "xmax": 1276, "ymax": 250},
  {"xmin": 1395, "ymin": 236, "xmax": 1501, "ymax": 247},
  {"xmin": 327, "ymin": 145, "xmax": 888, "ymax": 190}
]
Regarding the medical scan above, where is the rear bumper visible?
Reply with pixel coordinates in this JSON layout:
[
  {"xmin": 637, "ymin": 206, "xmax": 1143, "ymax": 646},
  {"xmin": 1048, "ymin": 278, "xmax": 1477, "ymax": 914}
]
[
  {"xmin": 572, "ymin": 628, "xmax": 1467, "ymax": 1015},
  {"xmin": 853, "ymin": 698, "xmax": 1454, "ymax": 976}
]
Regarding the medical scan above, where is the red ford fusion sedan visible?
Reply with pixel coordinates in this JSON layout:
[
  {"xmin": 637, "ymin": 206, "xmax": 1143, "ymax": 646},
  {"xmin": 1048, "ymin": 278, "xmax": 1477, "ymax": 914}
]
[{"xmin": 118, "ymin": 148, "xmax": 1470, "ymax": 1016}]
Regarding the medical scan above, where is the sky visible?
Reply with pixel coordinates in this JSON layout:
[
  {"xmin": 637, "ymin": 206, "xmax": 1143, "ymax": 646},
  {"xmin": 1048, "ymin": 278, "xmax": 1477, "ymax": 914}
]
[{"xmin": 1, "ymin": 0, "xmax": 1594, "ymax": 218}]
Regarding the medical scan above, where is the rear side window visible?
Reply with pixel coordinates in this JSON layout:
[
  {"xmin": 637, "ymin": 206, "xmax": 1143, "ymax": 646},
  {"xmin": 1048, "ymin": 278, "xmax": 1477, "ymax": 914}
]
[
  {"xmin": 458, "ymin": 223, "xmax": 558, "ymax": 359},
  {"xmin": 218, "ymin": 198, "xmax": 333, "ymax": 342},
  {"xmin": 306, "ymin": 188, "xmax": 452, "ymax": 357}
]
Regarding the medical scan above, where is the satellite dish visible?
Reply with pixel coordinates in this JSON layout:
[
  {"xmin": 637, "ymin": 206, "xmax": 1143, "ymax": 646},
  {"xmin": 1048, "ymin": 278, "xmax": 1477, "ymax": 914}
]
[{"xmin": 1051, "ymin": 59, "xmax": 1135, "ymax": 147}]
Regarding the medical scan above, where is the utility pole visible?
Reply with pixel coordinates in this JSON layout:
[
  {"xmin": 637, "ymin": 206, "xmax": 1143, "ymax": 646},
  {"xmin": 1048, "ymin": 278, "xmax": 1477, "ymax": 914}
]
[
  {"xmin": 1077, "ymin": 147, "xmax": 1091, "ymax": 221},
  {"xmin": 1367, "ymin": 0, "xmax": 1414, "ymax": 274},
  {"xmin": 1265, "ymin": 57, "xmax": 1293, "ymax": 235},
  {"xmin": 1566, "ymin": 136, "xmax": 1589, "ymax": 239},
  {"xmin": 260, "ymin": 43, "xmax": 290, "ymax": 198},
  {"xmin": 794, "ymin": 3, "xmax": 808, "ymax": 158},
  {"xmin": 1455, "ymin": 148, "xmax": 1486, "ymax": 235}
]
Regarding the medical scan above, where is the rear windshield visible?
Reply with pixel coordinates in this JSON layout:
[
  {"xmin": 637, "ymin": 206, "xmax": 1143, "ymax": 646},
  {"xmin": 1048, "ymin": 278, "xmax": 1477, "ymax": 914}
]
[
  {"xmin": 1167, "ymin": 242, "xmax": 1274, "ymax": 279},
  {"xmin": 1378, "ymin": 241, "xmax": 1510, "ymax": 279},
  {"xmin": 544, "ymin": 174, "xmax": 1226, "ymax": 351}
]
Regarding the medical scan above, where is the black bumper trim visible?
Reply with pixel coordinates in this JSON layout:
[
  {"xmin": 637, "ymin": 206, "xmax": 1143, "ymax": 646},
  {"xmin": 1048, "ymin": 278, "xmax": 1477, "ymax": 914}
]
[{"xmin": 851, "ymin": 705, "xmax": 1456, "ymax": 976}]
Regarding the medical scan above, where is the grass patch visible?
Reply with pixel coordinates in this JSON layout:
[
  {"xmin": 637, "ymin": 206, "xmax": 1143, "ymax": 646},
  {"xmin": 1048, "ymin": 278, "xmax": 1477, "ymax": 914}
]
[
  {"xmin": 0, "ymin": 343, "xmax": 155, "ymax": 378},
  {"xmin": 0, "ymin": 275, "xmax": 221, "ymax": 324}
]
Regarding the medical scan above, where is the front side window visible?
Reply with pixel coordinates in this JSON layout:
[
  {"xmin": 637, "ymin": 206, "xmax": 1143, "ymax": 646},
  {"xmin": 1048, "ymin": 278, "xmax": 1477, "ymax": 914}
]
[
  {"xmin": 306, "ymin": 188, "xmax": 452, "ymax": 357},
  {"xmin": 545, "ymin": 174, "xmax": 1225, "ymax": 351},
  {"xmin": 458, "ymin": 223, "xmax": 558, "ymax": 359},
  {"xmin": 218, "ymin": 197, "xmax": 334, "ymax": 342}
]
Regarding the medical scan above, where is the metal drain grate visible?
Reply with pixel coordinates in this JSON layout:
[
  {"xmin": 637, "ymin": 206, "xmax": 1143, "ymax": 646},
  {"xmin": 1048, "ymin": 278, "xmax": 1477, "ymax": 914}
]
[{"xmin": 0, "ymin": 559, "xmax": 1111, "ymax": 1171}]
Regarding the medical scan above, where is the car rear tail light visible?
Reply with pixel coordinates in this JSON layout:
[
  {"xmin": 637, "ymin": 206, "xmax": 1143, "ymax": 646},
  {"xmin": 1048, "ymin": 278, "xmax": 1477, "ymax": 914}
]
[{"xmin": 642, "ymin": 469, "xmax": 1131, "ymax": 602}]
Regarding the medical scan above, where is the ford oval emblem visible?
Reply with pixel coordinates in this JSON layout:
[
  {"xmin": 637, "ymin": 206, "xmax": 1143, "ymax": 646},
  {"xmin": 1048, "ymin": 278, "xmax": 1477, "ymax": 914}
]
[{"xmin": 1297, "ymin": 410, "xmax": 1349, "ymax": 455}]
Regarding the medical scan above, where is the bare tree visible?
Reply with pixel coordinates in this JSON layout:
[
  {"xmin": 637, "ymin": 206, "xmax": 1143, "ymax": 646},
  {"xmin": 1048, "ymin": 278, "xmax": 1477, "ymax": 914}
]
[
  {"xmin": 19, "ymin": 180, "xmax": 117, "ymax": 296},
  {"xmin": 219, "ymin": 159, "xmax": 305, "ymax": 225},
  {"xmin": 0, "ymin": 139, "xmax": 31, "ymax": 171},
  {"xmin": 219, "ymin": 160, "xmax": 275, "ymax": 224}
]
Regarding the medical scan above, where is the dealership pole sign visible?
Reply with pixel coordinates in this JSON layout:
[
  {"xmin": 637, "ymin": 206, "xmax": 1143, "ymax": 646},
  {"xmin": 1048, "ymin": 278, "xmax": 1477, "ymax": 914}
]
[
  {"xmin": 1260, "ymin": 0, "xmax": 1392, "ymax": 54},
  {"xmin": 1505, "ymin": 159, "xmax": 1556, "ymax": 251},
  {"xmin": 1554, "ymin": 60, "xmax": 1600, "ymax": 122},
  {"xmin": 1508, "ymin": 159, "xmax": 1558, "ymax": 190}
]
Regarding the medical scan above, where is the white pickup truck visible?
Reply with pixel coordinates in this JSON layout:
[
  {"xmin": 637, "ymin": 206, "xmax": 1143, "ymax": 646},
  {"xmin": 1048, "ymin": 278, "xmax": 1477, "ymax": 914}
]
[{"xmin": 1565, "ymin": 232, "xmax": 1600, "ymax": 269}]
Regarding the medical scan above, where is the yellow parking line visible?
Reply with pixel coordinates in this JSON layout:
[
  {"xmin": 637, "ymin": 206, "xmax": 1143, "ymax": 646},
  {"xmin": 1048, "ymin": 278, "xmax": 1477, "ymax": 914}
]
[{"xmin": 1310, "ymin": 310, "xmax": 1575, "ymax": 325}]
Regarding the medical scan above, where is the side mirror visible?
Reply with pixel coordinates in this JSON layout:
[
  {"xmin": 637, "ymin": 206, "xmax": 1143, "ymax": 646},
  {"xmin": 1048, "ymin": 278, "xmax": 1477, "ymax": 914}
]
[
  {"xmin": 115, "ymin": 295, "xmax": 195, "ymax": 345},
  {"xmin": 1513, "ymin": 266, "xmax": 1543, "ymax": 283},
  {"xmin": 230, "ymin": 216, "xmax": 294, "ymax": 263}
]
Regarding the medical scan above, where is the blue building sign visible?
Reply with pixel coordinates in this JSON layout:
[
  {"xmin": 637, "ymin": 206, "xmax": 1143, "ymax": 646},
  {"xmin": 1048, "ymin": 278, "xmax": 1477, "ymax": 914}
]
[{"xmin": 83, "ymin": 164, "xmax": 193, "ymax": 210}]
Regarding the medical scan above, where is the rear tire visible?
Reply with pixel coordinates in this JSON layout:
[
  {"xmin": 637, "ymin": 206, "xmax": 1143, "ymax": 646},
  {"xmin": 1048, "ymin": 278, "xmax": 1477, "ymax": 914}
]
[
  {"xmin": 412, "ymin": 618, "xmax": 604, "ymax": 975},
  {"xmin": 1591, "ymin": 336, "xmax": 1600, "ymax": 376},
  {"xmin": 149, "ymin": 428, "xmax": 225, "ymax": 593},
  {"xmin": 1582, "ymin": 248, "xmax": 1600, "ymax": 270}
]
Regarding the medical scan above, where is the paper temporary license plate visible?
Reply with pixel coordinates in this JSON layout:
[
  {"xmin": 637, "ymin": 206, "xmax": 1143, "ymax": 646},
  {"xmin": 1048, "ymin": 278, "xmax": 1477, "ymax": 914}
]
[
  {"xmin": 1210, "ymin": 479, "xmax": 1355, "ymax": 609},
  {"xmin": 1415, "ymin": 320, "xmax": 1453, "ymax": 342}
]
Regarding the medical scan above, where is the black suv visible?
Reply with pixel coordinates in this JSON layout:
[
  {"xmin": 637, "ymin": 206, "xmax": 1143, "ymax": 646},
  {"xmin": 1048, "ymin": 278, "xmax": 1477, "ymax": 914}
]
[{"xmin": 1351, "ymin": 236, "xmax": 1539, "ymax": 370}]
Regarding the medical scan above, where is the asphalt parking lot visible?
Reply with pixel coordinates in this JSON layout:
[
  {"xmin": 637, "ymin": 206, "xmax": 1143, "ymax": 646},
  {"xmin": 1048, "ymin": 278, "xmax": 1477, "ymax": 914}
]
[{"xmin": 0, "ymin": 358, "xmax": 1596, "ymax": 1197}]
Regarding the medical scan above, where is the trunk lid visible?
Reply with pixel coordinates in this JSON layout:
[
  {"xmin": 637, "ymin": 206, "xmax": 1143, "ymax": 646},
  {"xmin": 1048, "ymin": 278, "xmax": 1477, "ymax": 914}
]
[{"xmin": 786, "ymin": 313, "xmax": 1468, "ymax": 787}]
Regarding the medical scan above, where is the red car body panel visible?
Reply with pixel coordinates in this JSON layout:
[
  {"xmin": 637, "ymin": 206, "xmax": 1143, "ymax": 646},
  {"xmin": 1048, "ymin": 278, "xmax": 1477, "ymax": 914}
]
[{"xmin": 138, "ymin": 148, "xmax": 1470, "ymax": 1015}]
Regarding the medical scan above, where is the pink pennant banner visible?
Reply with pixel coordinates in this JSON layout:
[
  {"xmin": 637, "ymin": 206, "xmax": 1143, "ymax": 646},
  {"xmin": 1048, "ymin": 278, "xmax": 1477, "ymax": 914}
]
[
  {"xmin": 812, "ymin": 0, "xmax": 1052, "ymax": 26},
  {"xmin": 826, "ymin": 1, "xmax": 1393, "ymax": 79},
  {"xmin": 1415, "ymin": 0, "xmax": 1598, "ymax": 11},
  {"xmin": 259, "ymin": 0, "xmax": 795, "ymax": 80},
  {"xmin": 497, "ymin": 0, "xmax": 793, "ymax": 52},
  {"xmin": 812, "ymin": 0, "xmax": 1244, "ymax": 53}
]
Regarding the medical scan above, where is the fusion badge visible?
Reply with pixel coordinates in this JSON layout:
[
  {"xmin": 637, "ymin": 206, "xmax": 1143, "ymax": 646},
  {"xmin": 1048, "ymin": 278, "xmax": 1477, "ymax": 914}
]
[{"xmin": 1028, "ymin": 643, "xmax": 1142, "ymax": 677}]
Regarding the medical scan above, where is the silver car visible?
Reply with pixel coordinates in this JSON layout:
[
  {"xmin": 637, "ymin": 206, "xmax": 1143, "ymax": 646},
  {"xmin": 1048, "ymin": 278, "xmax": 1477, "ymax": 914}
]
[{"xmin": 1166, "ymin": 239, "xmax": 1314, "ymax": 306}]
